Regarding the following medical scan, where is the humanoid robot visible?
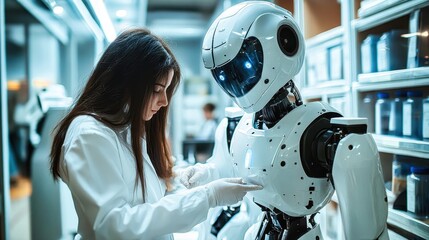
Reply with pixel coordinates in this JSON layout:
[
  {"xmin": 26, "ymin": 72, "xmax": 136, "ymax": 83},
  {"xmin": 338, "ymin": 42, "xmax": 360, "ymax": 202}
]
[{"xmin": 200, "ymin": 1, "xmax": 389, "ymax": 239}]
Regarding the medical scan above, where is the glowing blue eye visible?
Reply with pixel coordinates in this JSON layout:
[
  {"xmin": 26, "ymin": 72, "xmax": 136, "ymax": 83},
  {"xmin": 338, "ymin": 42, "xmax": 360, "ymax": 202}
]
[
  {"xmin": 219, "ymin": 75, "xmax": 225, "ymax": 81},
  {"xmin": 245, "ymin": 61, "xmax": 252, "ymax": 69}
]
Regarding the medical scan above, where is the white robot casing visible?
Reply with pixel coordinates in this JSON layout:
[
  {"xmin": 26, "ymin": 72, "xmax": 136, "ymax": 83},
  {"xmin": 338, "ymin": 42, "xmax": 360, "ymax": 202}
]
[
  {"xmin": 202, "ymin": 1, "xmax": 389, "ymax": 239},
  {"xmin": 202, "ymin": 1, "xmax": 305, "ymax": 113},
  {"xmin": 231, "ymin": 102, "xmax": 337, "ymax": 216}
]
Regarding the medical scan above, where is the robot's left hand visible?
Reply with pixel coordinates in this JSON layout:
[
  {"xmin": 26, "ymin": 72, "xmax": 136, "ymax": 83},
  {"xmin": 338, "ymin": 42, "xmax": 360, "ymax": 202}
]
[{"xmin": 179, "ymin": 163, "xmax": 211, "ymax": 188}]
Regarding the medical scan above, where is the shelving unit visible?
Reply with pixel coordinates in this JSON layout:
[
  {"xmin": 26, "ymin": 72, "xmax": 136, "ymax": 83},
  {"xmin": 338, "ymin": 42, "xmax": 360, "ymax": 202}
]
[
  {"xmin": 388, "ymin": 208, "xmax": 429, "ymax": 240},
  {"xmin": 290, "ymin": 0, "xmax": 429, "ymax": 238},
  {"xmin": 356, "ymin": 67, "xmax": 429, "ymax": 84},
  {"xmin": 372, "ymin": 134, "xmax": 429, "ymax": 159},
  {"xmin": 353, "ymin": 0, "xmax": 429, "ymax": 31},
  {"xmin": 294, "ymin": 0, "xmax": 352, "ymax": 116}
]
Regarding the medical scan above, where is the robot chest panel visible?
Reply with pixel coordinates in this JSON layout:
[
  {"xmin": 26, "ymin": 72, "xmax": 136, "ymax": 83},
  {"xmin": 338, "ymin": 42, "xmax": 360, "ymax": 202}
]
[
  {"xmin": 229, "ymin": 109, "xmax": 334, "ymax": 215},
  {"xmin": 229, "ymin": 113, "xmax": 300, "ymax": 177}
]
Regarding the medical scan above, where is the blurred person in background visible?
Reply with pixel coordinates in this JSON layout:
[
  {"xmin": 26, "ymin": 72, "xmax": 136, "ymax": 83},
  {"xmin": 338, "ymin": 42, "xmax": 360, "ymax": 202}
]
[{"xmin": 196, "ymin": 103, "xmax": 218, "ymax": 140}]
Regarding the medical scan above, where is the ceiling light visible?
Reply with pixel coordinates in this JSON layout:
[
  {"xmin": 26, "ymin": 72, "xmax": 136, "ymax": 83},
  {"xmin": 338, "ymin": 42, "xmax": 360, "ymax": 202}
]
[
  {"xmin": 52, "ymin": 5, "xmax": 64, "ymax": 15},
  {"xmin": 401, "ymin": 31, "xmax": 429, "ymax": 38},
  {"xmin": 116, "ymin": 9, "xmax": 127, "ymax": 19}
]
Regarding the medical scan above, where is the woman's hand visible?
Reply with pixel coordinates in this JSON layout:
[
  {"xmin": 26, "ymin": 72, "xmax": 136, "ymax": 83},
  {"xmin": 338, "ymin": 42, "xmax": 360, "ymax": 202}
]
[
  {"xmin": 179, "ymin": 164, "xmax": 211, "ymax": 188},
  {"xmin": 204, "ymin": 178, "xmax": 263, "ymax": 208}
]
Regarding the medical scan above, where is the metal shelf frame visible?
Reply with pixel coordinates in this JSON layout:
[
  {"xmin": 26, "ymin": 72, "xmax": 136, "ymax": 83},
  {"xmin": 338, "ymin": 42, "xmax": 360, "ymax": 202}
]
[
  {"xmin": 353, "ymin": 76, "xmax": 429, "ymax": 92},
  {"xmin": 357, "ymin": 67, "xmax": 429, "ymax": 84},
  {"xmin": 353, "ymin": 0, "xmax": 429, "ymax": 32},
  {"xmin": 387, "ymin": 208, "xmax": 429, "ymax": 240},
  {"xmin": 372, "ymin": 134, "xmax": 429, "ymax": 159}
]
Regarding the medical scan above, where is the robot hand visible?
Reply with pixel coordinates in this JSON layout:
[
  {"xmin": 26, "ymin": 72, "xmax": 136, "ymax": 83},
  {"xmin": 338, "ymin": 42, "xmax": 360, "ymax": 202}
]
[
  {"xmin": 179, "ymin": 163, "xmax": 214, "ymax": 188},
  {"xmin": 204, "ymin": 178, "xmax": 262, "ymax": 208}
]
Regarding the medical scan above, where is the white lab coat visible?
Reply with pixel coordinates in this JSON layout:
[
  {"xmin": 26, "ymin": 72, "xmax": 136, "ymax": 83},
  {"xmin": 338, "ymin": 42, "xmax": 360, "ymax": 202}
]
[
  {"xmin": 59, "ymin": 115, "xmax": 211, "ymax": 240},
  {"xmin": 196, "ymin": 119, "xmax": 218, "ymax": 140}
]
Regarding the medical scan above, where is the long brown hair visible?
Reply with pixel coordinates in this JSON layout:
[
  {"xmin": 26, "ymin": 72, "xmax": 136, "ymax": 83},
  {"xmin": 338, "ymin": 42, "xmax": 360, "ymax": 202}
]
[{"xmin": 50, "ymin": 28, "xmax": 180, "ymax": 200}]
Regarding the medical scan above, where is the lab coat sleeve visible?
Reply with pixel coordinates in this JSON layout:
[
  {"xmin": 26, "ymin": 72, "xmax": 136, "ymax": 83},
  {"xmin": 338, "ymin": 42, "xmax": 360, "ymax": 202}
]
[
  {"xmin": 63, "ymin": 127, "xmax": 211, "ymax": 239},
  {"xmin": 204, "ymin": 118, "xmax": 236, "ymax": 181}
]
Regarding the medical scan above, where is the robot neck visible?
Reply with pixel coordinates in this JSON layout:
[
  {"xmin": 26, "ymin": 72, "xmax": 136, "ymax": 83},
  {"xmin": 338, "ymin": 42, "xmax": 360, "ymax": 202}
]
[
  {"xmin": 255, "ymin": 80, "xmax": 302, "ymax": 129},
  {"xmin": 255, "ymin": 205, "xmax": 318, "ymax": 239}
]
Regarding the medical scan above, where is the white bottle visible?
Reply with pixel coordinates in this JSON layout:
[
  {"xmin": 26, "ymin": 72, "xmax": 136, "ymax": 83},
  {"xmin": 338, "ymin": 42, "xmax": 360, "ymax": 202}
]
[{"xmin": 375, "ymin": 92, "xmax": 391, "ymax": 135}]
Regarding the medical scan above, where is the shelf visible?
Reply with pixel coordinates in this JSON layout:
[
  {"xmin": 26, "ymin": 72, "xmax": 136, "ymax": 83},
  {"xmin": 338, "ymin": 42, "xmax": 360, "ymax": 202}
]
[
  {"xmin": 353, "ymin": 0, "xmax": 429, "ymax": 32},
  {"xmin": 387, "ymin": 208, "xmax": 429, "ymax": 240},
  {"xmin": 357, "ymin": 0, "xmax": 407, "ymax": 18},
  {"xmin": 353, "ymin": 68, "xmax": 429, "ymax": 92},
  {"xmin": 302, "ymin": 80, "xmax": 349, "ymax": 98},
  {"xmin": 358, "ymin": 67, "xmax": 429, "ymax": 83},
  {"xmin": 372, "ymin": 134, "xmax": 429, "ymax": 159},
  {"xmin": 305, "ymin": 26, "xmax": 343, "ymax": 49}
]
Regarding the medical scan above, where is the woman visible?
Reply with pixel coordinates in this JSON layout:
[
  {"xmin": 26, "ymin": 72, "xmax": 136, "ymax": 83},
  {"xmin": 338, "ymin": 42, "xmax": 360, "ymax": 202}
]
[{"xmin": 50, "ymin": 28, "xmax": 261, "ymax": 239}]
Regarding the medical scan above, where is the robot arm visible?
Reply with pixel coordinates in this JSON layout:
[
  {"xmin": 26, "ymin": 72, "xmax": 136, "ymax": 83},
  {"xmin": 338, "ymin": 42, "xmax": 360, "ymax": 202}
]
[{"xmin": 329, "ymin": 118, "xmax": 389, "ymax": 239}]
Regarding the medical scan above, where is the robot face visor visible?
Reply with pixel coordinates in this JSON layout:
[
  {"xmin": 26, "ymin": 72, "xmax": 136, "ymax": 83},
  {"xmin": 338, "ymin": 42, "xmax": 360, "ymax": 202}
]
[{"xmin": 211, "ymin": 37, "xmax": 263, "ymax": 98}]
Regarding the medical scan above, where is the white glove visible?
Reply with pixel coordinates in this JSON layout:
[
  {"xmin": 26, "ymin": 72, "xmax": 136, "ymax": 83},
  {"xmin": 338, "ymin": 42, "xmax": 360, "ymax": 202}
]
[
  {"xmin": 179, "ymin": 164, "xmax": 212, "ymax": 188},
  {"xmin": 204, "ymin": 178, "xmax": 263, "ymax": 208}
]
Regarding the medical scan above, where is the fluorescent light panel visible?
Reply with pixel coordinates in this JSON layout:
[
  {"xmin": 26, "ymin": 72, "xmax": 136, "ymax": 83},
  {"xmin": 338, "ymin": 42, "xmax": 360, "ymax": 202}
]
[
  {"xmin": 116, "ymin": 9, "xmax": 127, "ymax": 19},
  {"xmin": 401, "ymin": 31, "xmax": 429, "ymax": 38},
  {"xmin": 72, "ymin": 0, "xmax": 104, "ymax": 41},
  {"xmin": 52, "ymin": 5, "xmax": 64, "ymax": 15},
  {"xmin": 88, "ymin": 0, "xmax": 117, "ymax": 42}
]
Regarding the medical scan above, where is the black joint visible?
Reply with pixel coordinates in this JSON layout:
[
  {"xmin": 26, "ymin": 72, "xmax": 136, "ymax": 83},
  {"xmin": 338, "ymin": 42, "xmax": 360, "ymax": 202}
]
[{"xmin": 305, "ymin": 200, "xmax": 314, "ymax": 209}]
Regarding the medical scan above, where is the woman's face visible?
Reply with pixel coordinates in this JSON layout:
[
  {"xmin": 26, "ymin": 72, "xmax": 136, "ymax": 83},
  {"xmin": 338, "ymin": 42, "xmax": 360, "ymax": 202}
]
[{"xmin": 143, "ymin": 69, "xmax": 174, "ymax": 121}]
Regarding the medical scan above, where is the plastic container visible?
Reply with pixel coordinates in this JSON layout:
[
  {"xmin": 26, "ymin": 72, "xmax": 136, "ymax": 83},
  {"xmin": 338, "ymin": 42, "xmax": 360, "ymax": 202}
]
[
  {"xmin": 362, "ymin": 94, "xmax": 375, "ymax": 133},
  {"xmin": 423, "ymin": 96, "xmax": 429, "ymax": 140},
  {"xmin": 407, "ymin": 166, "xmax": 429, "ymax": 219},
  {"xmin": 361, "ymin": 34, "xmax": 380, "ymax": 73},
  {"xmin": 375, "ymin": 92, "xmax": 391, "ymax": 135},
  {"xmin": 403, "ymin": 91, "xmax": 423, "ymax": 139},
  {"xmin": 389, "ymin": 90, "xmax": 407, "ymax": 136},
  {"xmin": 377, "ymin": 29, "xmax": 408, "ymax": 72},
  {"xmin": 408, "ymin": 7, "xmax": 429, "ymax": 68},
  {"xmin": 328, "ymin": 44, "xmax": 343, "ymax": 80},
  {"xmin": 392, "ymin": 155, "xmax": 410, "ymax": 196}
]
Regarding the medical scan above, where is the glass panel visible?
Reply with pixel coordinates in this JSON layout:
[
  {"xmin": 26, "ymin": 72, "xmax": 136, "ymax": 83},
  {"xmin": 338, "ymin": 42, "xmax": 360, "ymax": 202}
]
[{"xmin": 211, "ymin": 37, "xmax": 263, "ymax": 98}]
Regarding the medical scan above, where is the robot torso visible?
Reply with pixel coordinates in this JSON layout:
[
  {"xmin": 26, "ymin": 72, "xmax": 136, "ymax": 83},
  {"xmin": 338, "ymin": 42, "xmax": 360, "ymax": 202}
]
[{"xmin": 230, "ymin": 102, "xmax": 340, "ymax": 216}]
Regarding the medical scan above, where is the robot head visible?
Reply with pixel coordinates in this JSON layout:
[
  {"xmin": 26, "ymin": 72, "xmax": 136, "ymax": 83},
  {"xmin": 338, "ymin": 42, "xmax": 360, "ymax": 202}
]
[{"xmin": 202, "ymin": 1, "xmax": 305, "ymax": 113}]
